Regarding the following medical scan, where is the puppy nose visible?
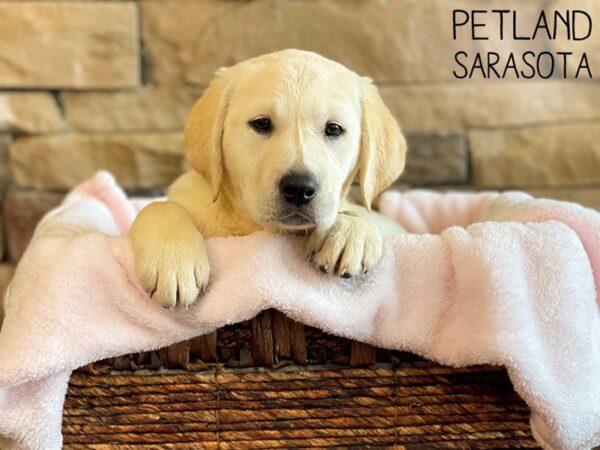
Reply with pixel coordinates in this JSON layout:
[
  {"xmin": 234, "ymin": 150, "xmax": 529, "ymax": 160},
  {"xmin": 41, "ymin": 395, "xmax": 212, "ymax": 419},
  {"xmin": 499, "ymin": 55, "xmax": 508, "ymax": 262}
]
[{"xmin": 279, "ymin": 172, "xmax": 319, "ymax": 206}]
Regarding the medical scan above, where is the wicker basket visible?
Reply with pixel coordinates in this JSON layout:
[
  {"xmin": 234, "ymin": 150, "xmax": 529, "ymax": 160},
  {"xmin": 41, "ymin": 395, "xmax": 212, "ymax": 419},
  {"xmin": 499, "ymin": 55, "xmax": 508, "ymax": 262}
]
[
  {"xmin": 68, "ymin": 310, "xmax": 539, "ymax": 449},
  {"xmin": 4, "ymin": 194, "xmax": 539, "ymax": 448}
]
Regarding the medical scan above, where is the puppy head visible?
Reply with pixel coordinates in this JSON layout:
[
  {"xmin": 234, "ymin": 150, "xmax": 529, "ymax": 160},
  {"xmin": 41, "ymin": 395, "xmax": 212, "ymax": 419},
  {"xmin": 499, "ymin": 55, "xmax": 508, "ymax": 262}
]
[{"xmin": 185, "ymin": 49, "xmax": 406, "ymax": 230}]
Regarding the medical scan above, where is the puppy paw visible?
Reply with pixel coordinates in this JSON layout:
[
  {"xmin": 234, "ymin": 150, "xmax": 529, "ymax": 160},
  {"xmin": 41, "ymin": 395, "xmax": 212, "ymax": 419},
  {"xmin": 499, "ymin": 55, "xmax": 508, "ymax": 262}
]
[
  {"xmin": 129, "ymin": 202, "xmax": 210, "ymax": 309},
  {"xmin": 307, "ymin": 212, "xmax": 383, "ymax": 278},
  {"xmin": 135, "ymin": 236, "xmax": 209, "ymax": 309}
]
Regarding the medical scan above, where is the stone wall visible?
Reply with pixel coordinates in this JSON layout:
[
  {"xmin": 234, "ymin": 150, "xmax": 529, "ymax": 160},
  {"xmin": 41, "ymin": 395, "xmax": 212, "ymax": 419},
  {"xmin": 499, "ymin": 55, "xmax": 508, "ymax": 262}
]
[{"xmin": 0, "ymin": 0, "xmax": 599, "ymax": 296}]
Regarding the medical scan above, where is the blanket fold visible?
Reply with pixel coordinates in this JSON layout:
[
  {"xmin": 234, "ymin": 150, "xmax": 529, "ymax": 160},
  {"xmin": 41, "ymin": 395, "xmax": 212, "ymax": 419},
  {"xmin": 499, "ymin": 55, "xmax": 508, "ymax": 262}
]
[{"xmin": 0, "ymin": 171, "xmax": 598, "ymax": 450}]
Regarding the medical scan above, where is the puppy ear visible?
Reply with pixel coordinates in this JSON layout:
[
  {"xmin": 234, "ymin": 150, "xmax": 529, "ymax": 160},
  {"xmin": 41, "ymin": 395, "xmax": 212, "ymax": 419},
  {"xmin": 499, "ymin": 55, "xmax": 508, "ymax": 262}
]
[
  {"xmin": 184, "ymin": 69, "xmax": 231, "ymax": 202},
  {"xmin": 358, "ymin": 78, "xmax": 407, "ymax": 210}
]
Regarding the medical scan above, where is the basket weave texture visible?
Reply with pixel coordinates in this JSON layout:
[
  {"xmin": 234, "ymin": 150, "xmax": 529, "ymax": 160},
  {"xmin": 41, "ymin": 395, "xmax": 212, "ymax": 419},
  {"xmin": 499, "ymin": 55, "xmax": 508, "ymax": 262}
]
[{"xmin": 68, "ymin": 310, "xmax": 539, "ymax": 448}]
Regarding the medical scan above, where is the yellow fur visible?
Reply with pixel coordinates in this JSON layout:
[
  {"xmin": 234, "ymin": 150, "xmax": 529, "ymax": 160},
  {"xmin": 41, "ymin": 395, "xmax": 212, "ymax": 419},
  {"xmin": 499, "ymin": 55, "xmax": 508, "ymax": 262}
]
[{"xmin": 129, "ymin": 50, "xmax": 406, "ymax": 308}]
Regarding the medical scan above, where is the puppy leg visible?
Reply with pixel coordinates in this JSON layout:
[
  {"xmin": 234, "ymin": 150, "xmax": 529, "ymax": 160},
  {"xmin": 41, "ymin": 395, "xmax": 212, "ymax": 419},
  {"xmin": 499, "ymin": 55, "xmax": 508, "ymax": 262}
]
[
  {"xmin": 129, "ymin": 201, "xmax": 209, "ymax": 308},
  {"xmin": 308, "ymin": 211, "xmax": 383, "ymax": 278}
]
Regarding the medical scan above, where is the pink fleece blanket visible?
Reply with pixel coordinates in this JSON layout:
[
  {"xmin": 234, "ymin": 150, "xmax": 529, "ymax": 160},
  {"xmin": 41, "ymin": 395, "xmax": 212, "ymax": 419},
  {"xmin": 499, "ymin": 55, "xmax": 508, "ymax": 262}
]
[{"xmin": 0, "ymin": 171, "xmax": 599, "ymax": 450}]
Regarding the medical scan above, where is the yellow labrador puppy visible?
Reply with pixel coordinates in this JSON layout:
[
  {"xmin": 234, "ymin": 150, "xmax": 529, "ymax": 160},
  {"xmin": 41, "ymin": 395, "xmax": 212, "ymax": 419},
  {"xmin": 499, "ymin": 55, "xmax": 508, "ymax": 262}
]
[{"xmin": 129, "ymin": 49, "xmax": 406, "ymax": 308}]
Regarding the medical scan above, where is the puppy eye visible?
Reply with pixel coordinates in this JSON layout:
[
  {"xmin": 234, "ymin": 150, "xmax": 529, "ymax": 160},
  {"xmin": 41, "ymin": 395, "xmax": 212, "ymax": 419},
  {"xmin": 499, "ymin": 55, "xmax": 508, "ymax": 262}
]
[
  {"xmin": 249, "ymin": 117, "xmax": 272, "ymax": 134},
  {"xmin": 325, "ymin": 122, "xmax": 343, "ymax": 137}
]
